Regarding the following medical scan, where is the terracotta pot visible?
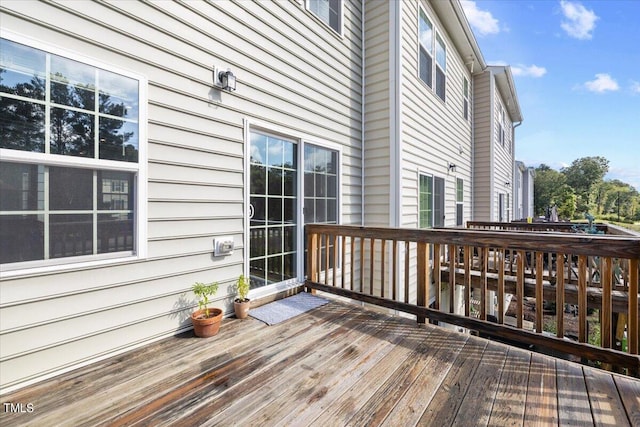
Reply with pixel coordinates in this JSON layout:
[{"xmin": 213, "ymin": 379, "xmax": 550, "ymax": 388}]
[
  {"xmin": 234, "ymin": 299, "xmax": 251, "ymax": 319},
  {"xmin": 191, "ymin": 307, "xmax": 223, "ymax": 338}
]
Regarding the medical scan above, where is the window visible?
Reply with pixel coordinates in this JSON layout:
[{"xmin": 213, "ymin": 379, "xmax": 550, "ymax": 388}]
[
  {"xmin": 418, "ymin": 8, "xmax": 434, "ymax": 89},
  {"xmin": 308, "ymin": 0, "xmax": 342, "ymax": 34},
  {"xmin": 463, "ymin": 77, "xmax": 469, "ymax": 120},
  {"xmin": 499, "ymin": 193, "xmax": 505, "ymax": 222},
  {"xmin": 419, "ymin": 174, "xmax": 433, "ymax": 228},
  {"xmin": 498, "ymin": 105, "xmax": 505, "ymax": 147},
  {"xmin": 456, "ymin": 178, "xmax": 464, "ymax": 226},
  {"xmin": 435, "ymin": 34, "xmax": 446, "ymax": 101},
  {"xmin": 419, "ymin": 174, "xmax": 444, "ymax": 228},
  {"xmin": 0, "ymin": 37, "xmax": 144, "ymax": 270}
]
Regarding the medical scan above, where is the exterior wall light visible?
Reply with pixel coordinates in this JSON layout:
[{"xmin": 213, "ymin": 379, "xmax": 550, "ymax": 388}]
[
  {"xmin": 448, "ymin": 163, "xmax": 456, "ymax": 172},
  {"xmin": 213, "ymin": 65, "xmax": 236, "ymax": 91},
  {"xmin": 505, "ymin": 181, "xmax": 511, "ymax": 187},
  {"xmin": 219, "ymin": 70, "xmax": 236, "ymax": 91}
]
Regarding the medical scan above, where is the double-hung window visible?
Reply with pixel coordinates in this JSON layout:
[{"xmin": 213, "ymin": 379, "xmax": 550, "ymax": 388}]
[
  {"xmin": 419, "ymin": 8, "xmax": 446, "ymax": 101},
  {"xmin": 435, "ymin": 34, "xmax": 446, "ymax": 101},
  {"xmin": 0, "ymin": 36, "xmax": 145, "ymax": 271},
  {"xmin": 308, "ymin": 0, "xmax": 342, "ymax": 35},
  {"xmin": 498, "ymin": 105, "xmax": 505, "ymax": 147},
  {"xmin": 456, "ymin": 178, "xmax": 464, "ymax": 226},
  {"xmin": 418, "ymin": 9, "xmax": 434, "ymax": 89}
]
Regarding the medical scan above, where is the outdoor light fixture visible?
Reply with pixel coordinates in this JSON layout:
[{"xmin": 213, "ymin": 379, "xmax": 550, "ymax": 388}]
[
  {"xmin": 448, "ymin": 163, "xmax": 456, "ymax": 173},
  {"xmin": 505, "ymin": 181, "xmax": 511, "ymax": 187},
  {"xmin": 218, "ymin": 69, "xmax": 236, "ymax": 91},
  {"xmin": 213, "ymin": 65, "xmax": 236, "ymax": 92}
]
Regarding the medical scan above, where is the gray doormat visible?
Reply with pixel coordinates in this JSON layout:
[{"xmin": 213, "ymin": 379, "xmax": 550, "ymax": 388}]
[{"xmin": 249, "ymin": 292, "xmax": 329, "ymax": 325}]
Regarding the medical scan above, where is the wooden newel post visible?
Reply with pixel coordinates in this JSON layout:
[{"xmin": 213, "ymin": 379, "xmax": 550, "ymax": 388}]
[
  {"xmin": 307, "ymin": 231, "xmax": 318, "ymax": 294},
  {"xmin": 417, "ymin": 241, "xmax": 428, "ymax": 324}
]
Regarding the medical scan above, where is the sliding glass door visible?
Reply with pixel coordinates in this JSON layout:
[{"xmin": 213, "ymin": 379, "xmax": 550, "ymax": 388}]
[{"xmin": 249, "ymin": 130, "xmax": 338, "ymax": 289}]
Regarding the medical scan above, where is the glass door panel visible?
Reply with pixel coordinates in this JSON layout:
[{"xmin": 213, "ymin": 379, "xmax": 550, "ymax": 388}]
[{"xmin": 249, "ymin": 131, "xmax": 297, "ymax": 289}]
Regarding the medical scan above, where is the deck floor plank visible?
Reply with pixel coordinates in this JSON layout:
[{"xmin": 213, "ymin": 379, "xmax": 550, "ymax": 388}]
[
  {"xmin": 378, "ymin": 328, "xmax": 469, "ymax": 427},
  {"xmin": 487, "ymin": 346, "xmax": 531, "ymax": 427},
  {"xmin": 254, "ymin": 315, "xmax": 430, "ymax": 427},
  {"xmin": 614, "ymin": 374, "xmax": 640, "ymax": 426},
  {"xmin": 556, "ymin": 360, "xmax": 593, "ymax": 426},
  {"xmin": 584, "ymin": 368, "xmax": 630, "ymax": 427},
  {"xmin": 525, "ymin": 353, "xmax": 559, "ymax": 426},
  {"xmin": 451, "ymin": 340, "xmax": 509, "ymax": 426},
  {"xmin": 415, "ymin": 335, "xmax": 489, "ymax": 426},
  {"xmin": 204, "ymin": 308, "xmax": 405, "ymax": 427},
  {"xmin": 0, "ymin": 297, "xmax": 637, "ymax": 427}
]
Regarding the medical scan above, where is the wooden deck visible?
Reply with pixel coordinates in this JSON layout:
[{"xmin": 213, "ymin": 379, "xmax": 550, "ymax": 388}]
[{"xmin": 1, "ymin": 297, "xmax": 639, "ymax": 426}]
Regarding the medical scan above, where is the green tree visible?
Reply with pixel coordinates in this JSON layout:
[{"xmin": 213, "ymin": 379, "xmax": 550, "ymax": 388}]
[
  {"xmin": 561, "ymin": 156, "xmax": 609, "ymax": 213},
  {"xmin": 555, "ymin": 184, "xmax": 577, "ymax": 219},
  {"xmin": 534, "ymin": 164, "xmax": 567, "ymax": 216}
]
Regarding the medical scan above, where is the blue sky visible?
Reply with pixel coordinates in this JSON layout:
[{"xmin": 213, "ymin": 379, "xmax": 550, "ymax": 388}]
[{"xmin": 461, "ymin": 0, "xmax": 640, "ymax": 190}]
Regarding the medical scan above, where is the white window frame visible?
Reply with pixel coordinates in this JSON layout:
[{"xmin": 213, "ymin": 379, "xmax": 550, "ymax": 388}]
[
  {"xmin": 0, "ymin": 31, "xmax": 147, "ymax": 277},
  {"xmin": 306, "ymin": 0, "xmax": 344, "ymax": 36},
  {"xmin": 418, "ymin": 6, "xmax": 446, "ymax": 102},
  {"xmin": 498, "ymin": 104, "xmax": 505, "ymax": 147},
  {"xmin": 418, "ymin": 6, "xmax": 434, "ymax": 89},
  {"xmin": 243, "ymin": 119, "xmax": 342, "ymax": 299},
  {"xmin": 456, "ymin": 178, "xmax": 464, "ymax": 227},
  {"xmin": 435, "ymin": 32, "xmax": 446, "ymax": 102}
]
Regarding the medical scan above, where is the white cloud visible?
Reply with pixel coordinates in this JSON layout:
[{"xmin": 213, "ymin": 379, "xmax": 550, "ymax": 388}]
[
  {"xmin": 584, "ymin": 73, "xmax": 619, "ymax": 93},
  {"xmin": 560, "ymin": 0, "xmax": 599, "ymax": 40},
  {"xmin": 461, "ymin": 1, "xmax": 500, "ymax": 36},
  {"xmin": 511, "ymin": 64, "xmax": 547, "ymax": 78},
  {"xmin": 631, "ymin": 81, "xmax": 640, "ymax": 94}
]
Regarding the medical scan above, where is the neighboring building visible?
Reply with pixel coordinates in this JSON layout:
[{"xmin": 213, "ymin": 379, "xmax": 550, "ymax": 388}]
[
  {"xmin": 0, "ymin": 0, "xmax": 523, "ymax": 392},
  {"xmin": 515, "ymin": 160, "xmax": 535, "ymax": 220},
  {"xmin": 473, "ymin": 65, "xmax": 523, "ymax": 223}
]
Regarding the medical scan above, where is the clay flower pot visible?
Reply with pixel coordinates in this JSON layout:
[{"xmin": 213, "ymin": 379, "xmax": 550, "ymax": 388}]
[
  {"xmin": 234, "ymin": 299, "xmax": 251, "ymax": 319},
  {"xmin": 191, "ymin": 307, "xmax": 223, "ymax": 338}
]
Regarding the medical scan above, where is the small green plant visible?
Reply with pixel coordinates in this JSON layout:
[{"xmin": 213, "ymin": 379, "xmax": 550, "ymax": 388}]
[
  {"xmin": 192, "ymin": 282, "xmax": 219, "ymax": 317},
  {"xmin": 234, "ymin": 274, "xmax": 250, "ymax": 302}
]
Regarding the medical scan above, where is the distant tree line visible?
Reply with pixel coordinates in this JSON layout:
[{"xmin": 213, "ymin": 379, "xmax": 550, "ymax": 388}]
[{"xmin": 534, "ymin": 156, "xmax": 639, "ymax": 223}]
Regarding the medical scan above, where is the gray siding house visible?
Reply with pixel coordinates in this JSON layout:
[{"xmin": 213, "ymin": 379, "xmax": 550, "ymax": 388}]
[
  {"xmin": 473, "ymin": 65, "xmax": 523, "ymax": 223},
  {"xmin": 0, "ymin": 0, "xmax": 523, "ymax": 392}
]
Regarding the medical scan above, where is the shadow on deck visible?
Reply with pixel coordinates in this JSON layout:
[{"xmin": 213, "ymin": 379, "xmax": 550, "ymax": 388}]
[{"xmin": 1, "ymin": 296, "xmax": 639, "ymax": 426}]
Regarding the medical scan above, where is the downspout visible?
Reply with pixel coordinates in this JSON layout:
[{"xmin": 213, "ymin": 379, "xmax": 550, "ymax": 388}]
[
  {"xmin": 389, "ymin": 0, "xmax": 402, "ymax": 227},
  {"xmin": 361, "ymin": 1, "xmax": 365, "ymax": 226},
  {"xmin": 489, "ymin": 71, "xmax": 495, "ymax": 221}
]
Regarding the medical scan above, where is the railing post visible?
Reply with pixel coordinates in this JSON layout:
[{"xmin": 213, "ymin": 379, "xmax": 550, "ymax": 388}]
[
  {"xmin": 557, "ymin": 253, "xmax": 565, "ymax": 339},
  {"xmin": 629, "ymin": 259, "xmax": 638, "ymax": 354},
  {"xmin": 307, "ymin": 231, "xmax": 318, "ymax": 288},
  {"xmin": 417, "ymin": 241, "xmax": 428, "ymax": 324},
  {"xmin": 602, "ymin": 257, "xmax": 612, "ymax": 348},
  {"xmin": 517, "ymin": 250, "xmax": 525, "ymax": 329},
  {"xmin": 578, "ymin": 255, "xmax": 588, "ymax": 343},
  {"xmin": 535, "ymin": 252, "xmax": 543, "ymax": 334},
  {"xmin": 449, "ymin": 244, "xmax": 456, "ymax": 314}
]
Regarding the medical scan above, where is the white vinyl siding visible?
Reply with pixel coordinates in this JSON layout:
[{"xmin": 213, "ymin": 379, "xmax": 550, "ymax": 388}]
[
  {"xmin": 363, "ymin": 0, "xmax": 392, "ymax": 226},
  {"xmin": 400, "ymin": 1, "xmax": 472, "ymax": 230},
  {"xmin": 472, "ymin": 71, "xmax": 492, "ymax": 221},
  {"xmin": 0, "ymin": 0, "xmax": 363, "ymax": 392}
]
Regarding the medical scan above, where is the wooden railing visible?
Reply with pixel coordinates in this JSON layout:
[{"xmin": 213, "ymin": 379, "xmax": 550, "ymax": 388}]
[
  {"xmin": 305, "ymin": 224, "xmax": 640, "ymax": 376},
  {"xmin": 467, "ymin": 220, "xmax": 610, "ymax": 234}
]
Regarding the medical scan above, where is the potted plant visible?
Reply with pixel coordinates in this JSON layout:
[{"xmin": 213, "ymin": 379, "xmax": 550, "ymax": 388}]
[
  {"xmin": 191, "ymin": 281, "xmax": 223, "ymax": 337},
  {"xmin": 233, "ymin": 274, "xmax": 251, "ymax": 319}
]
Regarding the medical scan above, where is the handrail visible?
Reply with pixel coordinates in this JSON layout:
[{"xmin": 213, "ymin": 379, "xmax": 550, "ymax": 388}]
[{"xmin": 305, "ymin": 223, "xmax": 640, "ymax": 376}]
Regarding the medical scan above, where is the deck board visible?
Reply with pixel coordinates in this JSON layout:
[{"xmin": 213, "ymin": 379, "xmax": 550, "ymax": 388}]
[{"xmin": 0, "ymin": 297, "xmax": 637, "ymax": 427}]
